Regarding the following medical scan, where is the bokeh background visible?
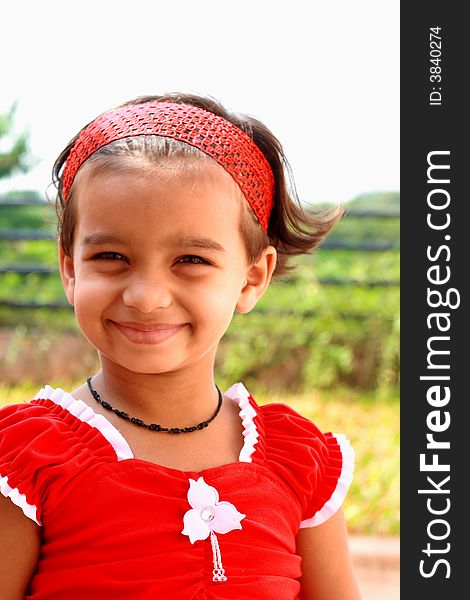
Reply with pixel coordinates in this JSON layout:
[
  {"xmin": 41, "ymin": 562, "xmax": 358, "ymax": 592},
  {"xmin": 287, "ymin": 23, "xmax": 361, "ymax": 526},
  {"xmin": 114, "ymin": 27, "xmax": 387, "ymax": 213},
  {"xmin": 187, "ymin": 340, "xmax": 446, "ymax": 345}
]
[{"xmin": 0, "ymin": 0, "xmax": 399, "ymax": 566}]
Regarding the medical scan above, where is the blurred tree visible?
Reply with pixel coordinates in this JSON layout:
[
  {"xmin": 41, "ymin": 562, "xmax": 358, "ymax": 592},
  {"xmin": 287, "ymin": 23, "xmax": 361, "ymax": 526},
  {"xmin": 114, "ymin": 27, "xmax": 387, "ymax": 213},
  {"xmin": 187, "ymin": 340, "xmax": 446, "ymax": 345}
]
[{"xmin": 0, "ymin": 103, "xmax": 30, "ymax": 179}]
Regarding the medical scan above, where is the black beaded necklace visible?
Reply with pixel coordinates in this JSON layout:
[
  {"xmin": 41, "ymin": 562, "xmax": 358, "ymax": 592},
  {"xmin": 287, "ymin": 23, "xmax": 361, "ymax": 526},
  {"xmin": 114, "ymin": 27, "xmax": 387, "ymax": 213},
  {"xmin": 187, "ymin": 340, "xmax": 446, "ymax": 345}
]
[{"xmin": 86, "ymin": 377, "xmax": 223, "ymax": 434}]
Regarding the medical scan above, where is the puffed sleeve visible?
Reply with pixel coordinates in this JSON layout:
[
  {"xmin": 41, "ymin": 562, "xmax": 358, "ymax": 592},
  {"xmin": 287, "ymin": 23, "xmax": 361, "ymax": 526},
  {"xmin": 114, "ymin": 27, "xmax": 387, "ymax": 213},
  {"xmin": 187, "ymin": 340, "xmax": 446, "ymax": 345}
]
[
  {"xmin": 260, "ymin": 403, "xmax": 354, "ymax": 528},
  {"xmin": 0, "ymin": 403, "xmax": 53, "ymax": 525},
  {"xmin": 0, "ymin": 396, "xmax": 118, "ymax": 526}
]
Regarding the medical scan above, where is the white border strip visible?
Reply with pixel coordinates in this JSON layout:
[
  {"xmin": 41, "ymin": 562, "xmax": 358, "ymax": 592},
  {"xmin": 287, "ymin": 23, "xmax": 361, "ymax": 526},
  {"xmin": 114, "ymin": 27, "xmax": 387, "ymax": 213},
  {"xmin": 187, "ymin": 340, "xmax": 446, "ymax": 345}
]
[
  {"xmin": 0, "ymin": 473, "xmax": 41, "ymax": 525},
  {"xmin": 300, "ymin": 433, "xmax": 355, "ymax": 528},
  {"xmin": 224, "ymin": 382, "xmax": 259, "ymax": 463}
]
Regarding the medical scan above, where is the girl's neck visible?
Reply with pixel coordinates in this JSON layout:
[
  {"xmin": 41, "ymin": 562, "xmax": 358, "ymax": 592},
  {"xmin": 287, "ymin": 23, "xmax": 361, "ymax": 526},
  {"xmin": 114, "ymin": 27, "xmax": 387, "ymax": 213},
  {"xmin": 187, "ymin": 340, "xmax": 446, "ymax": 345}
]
[{"xmin": 91, "ymin": 357, "xmax": 220, "ymax": 429}]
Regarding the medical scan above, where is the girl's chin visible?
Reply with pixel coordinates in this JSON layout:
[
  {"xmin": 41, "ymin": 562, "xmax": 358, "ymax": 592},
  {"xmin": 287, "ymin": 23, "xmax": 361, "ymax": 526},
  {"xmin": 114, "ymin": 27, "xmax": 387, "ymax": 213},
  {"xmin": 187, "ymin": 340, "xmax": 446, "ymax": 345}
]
[{"xmin": 101, "ymin": 353, "xmax": 189, "ymax": 376}]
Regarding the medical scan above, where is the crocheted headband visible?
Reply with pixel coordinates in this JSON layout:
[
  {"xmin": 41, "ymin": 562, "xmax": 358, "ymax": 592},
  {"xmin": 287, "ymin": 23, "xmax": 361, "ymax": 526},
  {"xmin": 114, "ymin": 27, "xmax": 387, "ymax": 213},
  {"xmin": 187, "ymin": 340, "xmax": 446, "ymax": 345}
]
[{"xmin": 62, "ymin": 102, "xmax": 275, "ymax": 231}]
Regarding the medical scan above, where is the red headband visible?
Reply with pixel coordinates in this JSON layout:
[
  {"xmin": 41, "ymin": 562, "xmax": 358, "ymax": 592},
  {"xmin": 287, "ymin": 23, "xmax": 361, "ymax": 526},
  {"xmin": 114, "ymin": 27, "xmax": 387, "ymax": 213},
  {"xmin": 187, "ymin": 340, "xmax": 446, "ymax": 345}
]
[{"xmin": 62, "ymin": 102, "xmax": 274, "ymax": 231}]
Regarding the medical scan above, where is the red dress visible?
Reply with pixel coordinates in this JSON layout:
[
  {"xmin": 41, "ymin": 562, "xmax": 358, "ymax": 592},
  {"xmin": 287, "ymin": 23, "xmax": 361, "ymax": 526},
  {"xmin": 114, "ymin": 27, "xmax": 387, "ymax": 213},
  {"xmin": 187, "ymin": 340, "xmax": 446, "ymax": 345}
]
[{"xmin": 0, "ymin": 383, "xmax": 354, "ymax": 599}]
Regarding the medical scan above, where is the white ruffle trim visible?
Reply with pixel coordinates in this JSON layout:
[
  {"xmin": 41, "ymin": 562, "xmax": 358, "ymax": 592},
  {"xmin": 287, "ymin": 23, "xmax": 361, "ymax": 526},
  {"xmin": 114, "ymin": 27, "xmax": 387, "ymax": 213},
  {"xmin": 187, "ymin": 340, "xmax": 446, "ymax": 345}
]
[
  {"xmin": 34, "ymin": 386, "xmax": 134, "ymax": 461},
  {"xmin": 224, "ymin": 382, "xmax": 259, "ymax": 463},
  {"xmin": 0, "ymin": 473, "xmax": 40, "ymax": 525},
  {"xmin": 299, "ymin": 433, "xmax": 355, "ymax": 528}
]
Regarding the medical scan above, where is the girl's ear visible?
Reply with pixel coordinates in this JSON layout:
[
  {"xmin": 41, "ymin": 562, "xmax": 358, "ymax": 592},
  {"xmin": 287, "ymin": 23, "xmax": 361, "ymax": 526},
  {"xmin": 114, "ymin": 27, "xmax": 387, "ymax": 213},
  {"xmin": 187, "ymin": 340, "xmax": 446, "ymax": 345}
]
[
  {"xmin": 236, "ymin": 246, "xmax": 277, "ymax": 314},
  {"xmin": 58, "ymin": 240, "xmax": 76, "ymax": 306}
]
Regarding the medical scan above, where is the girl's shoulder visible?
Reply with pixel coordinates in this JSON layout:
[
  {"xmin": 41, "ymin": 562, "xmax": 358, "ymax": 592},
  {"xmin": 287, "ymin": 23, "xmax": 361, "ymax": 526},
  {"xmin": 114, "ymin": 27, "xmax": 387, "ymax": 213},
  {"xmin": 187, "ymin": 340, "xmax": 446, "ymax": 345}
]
[
  {"xmin": 258, "ymin": 398, "xmax": 326, "ymax": 436},
  {"xmin": 257, "ymin": 395, "xmax": 350, "ymax": 456},
  {"xmin": 248, "ymin": 392, "xmax": 354, "ymax": 528},
  {"xmin": 0, "ymin": 390, "xmax": 66, "ymax": 457},
  {"xmin": 0, "ymin": 385, "xmax": 111, "ymax": 450},
  {"xmin": 0, "ymin": 385, "xmax": 129, "ymax": 457},
  {"xmin": 0, "ymin": 385, "xmax": 119, "ymax": 526},
  {"xmin": 1, "ymin": 386, "xmax": 67, "ymax": 426}
]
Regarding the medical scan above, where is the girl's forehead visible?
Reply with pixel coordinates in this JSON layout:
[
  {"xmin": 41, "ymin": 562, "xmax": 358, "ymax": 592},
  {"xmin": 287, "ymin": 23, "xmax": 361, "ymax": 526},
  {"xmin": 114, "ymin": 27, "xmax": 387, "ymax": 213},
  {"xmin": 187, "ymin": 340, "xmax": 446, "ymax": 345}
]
[
  {"xmin": 75, "ymin": 155, "xmax": 243, "ymax": 201},
  {"xmin": 78, "ymin": 151, "xmax": 232, "ymax": 180},
  {"xmin": 73, "ymin": 161, "xmax": 246, "ymax": 241}
]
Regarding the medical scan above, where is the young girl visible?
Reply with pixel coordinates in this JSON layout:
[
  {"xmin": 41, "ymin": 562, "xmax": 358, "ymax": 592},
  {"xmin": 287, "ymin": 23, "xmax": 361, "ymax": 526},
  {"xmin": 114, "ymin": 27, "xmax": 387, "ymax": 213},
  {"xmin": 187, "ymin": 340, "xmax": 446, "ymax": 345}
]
[{"xmin": 0, "ymin": 95, "xmax": 361, "ymax": 599}]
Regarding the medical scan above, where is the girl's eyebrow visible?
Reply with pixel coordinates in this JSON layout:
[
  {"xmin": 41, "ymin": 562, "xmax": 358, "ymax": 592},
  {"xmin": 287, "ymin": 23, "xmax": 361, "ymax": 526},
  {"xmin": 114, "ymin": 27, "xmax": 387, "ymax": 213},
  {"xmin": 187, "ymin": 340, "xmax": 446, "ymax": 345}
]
[
  {"xmin": 175, "ymin": 236, "xmax": 226, "ymax": 254},
  {"xmin": 81, "ymin": 233, "xmax": 226, "ymax": 254},
  {"xmin": 82, "ymin": 234, "xmax": 124, "ymax": 247}
]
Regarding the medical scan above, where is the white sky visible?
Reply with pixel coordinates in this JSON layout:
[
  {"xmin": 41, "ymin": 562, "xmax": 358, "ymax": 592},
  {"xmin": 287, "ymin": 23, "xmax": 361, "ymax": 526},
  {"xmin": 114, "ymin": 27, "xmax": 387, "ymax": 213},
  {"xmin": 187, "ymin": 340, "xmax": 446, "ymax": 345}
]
[{"xmin": 0, "ymin": 0, "xmax": 399, "ymax": 205}]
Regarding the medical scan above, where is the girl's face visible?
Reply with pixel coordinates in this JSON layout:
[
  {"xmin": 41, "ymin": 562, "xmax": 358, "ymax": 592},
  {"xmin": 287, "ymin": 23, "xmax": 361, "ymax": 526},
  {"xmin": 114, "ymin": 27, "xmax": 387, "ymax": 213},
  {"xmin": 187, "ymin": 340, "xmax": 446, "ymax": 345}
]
[{"xmin": 59, "ymin": 160, "xmax": 275, "ymax": 377}]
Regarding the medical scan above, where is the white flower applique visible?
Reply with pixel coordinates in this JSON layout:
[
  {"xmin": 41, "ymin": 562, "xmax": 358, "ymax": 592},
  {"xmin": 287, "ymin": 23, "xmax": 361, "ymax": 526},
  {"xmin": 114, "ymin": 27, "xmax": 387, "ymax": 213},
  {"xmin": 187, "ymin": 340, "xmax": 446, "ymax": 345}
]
[{"xmin": 181, "ymin": 476, "xmax": 246, "ymax": 582}]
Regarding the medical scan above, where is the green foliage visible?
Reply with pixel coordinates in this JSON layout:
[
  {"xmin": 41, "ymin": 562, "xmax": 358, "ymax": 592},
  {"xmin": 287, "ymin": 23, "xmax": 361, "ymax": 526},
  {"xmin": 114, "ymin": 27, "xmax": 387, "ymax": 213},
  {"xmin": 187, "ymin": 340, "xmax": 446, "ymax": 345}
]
[
  {"xmin": 0, "ymin": 104, "xmax": 31, "ymax": 179},
  {"xmin": 215, "ymin": 255, "xmax": 399, "ymax": 393}
]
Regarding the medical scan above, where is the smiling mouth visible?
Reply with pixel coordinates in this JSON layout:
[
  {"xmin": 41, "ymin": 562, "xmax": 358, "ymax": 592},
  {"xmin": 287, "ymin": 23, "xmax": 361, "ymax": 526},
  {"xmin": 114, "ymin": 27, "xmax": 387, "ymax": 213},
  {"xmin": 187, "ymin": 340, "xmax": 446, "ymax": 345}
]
[{"xmin": 111, "ymin": 321, "xmax": 186, "ymax": 345}]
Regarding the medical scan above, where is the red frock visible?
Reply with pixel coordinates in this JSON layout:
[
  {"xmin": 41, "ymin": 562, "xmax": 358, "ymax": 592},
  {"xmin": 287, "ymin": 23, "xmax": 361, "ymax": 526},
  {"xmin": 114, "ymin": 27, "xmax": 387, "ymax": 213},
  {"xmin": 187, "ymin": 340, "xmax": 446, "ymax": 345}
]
[{"xmin": 0, "ymin": 383, "xmax": 354, "ymax": 599}]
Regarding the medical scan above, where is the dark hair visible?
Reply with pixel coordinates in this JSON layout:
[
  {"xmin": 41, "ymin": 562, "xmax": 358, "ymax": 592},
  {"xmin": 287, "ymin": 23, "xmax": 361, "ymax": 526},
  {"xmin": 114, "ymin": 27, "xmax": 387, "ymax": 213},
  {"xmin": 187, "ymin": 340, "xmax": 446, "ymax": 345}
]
[{"xmin": 52, "ymin": 93, "xmax": 343, "ymax": 277}]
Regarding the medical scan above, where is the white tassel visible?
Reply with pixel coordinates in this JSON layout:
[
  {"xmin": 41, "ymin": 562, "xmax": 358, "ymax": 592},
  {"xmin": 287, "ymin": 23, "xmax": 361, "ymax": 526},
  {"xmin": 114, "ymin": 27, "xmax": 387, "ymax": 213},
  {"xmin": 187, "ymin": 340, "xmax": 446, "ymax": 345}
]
[{"xmin": 210, "ymin": 531, "xmax": 227, "ymax": 582}]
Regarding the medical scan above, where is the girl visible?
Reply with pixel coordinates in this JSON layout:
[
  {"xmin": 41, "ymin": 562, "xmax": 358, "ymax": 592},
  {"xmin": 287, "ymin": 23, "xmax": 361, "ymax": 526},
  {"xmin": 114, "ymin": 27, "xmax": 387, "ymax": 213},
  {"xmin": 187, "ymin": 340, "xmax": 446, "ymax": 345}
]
[{"xmin": 0, "ymin": 95, "xmax": 361, "ymax": 599}]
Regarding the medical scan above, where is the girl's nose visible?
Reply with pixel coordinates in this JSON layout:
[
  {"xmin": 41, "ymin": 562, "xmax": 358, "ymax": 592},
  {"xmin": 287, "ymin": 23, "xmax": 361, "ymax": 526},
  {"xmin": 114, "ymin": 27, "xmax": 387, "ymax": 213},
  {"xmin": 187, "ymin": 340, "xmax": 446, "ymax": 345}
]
[{"xmin": 122, "ymin": 274, "xmax": 173, "ymax": 313}]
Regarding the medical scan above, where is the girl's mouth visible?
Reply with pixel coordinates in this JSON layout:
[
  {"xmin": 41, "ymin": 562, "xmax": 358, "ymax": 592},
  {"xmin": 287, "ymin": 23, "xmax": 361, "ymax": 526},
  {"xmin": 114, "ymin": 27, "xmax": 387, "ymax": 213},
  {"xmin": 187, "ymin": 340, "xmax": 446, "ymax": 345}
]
[{"xmin": 110, "ymin": 321, "xmax": 187, "ymax": 345}]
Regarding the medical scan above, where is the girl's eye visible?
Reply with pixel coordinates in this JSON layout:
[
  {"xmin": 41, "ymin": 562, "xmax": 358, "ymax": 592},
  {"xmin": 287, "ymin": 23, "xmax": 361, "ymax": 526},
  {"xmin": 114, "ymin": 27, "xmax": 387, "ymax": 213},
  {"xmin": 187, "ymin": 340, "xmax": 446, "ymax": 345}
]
[
  {"xmin": 93, "ymin": 252, "xmax": 126, "ymax": 261},
  {"xmin": 178, "ymin": 255, "xmax": 210, "ymax": 266}
]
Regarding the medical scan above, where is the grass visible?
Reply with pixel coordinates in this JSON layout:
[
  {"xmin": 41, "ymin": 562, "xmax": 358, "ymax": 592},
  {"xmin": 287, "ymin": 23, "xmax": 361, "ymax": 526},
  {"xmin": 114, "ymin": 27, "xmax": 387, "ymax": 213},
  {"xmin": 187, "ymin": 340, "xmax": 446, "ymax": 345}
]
[{"xmin": 0, "ymin": 382, "xmax": 399, "ymax": 536}]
